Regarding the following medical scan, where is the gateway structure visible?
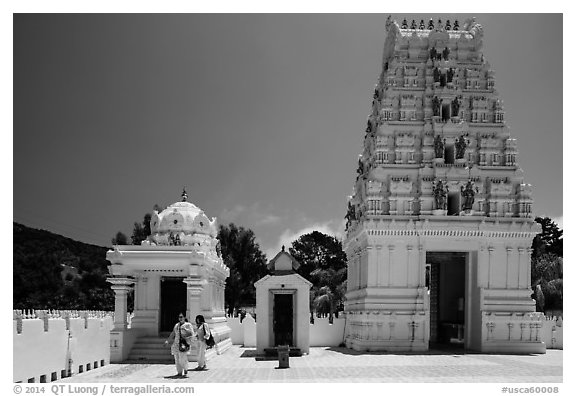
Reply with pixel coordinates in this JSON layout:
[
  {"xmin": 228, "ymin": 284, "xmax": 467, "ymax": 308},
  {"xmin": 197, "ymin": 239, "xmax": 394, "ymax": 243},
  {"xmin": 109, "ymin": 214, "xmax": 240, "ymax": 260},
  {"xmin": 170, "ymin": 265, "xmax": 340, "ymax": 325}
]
[
  {"xmin": 343, "ymin": 16, "xmax": 544, "ymax": 353},
  {"xmin": 106, "ymin": 191, "xmax": 231, "ymax": 362}
]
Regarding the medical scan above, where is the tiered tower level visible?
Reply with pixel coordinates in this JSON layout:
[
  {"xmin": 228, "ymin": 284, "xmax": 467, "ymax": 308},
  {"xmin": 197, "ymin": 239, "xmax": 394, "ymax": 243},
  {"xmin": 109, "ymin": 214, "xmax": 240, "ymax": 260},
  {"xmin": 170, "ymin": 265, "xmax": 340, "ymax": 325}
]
[{"xmin": 343, "ymin": 17, "xmax": 544, "ymax": 354}]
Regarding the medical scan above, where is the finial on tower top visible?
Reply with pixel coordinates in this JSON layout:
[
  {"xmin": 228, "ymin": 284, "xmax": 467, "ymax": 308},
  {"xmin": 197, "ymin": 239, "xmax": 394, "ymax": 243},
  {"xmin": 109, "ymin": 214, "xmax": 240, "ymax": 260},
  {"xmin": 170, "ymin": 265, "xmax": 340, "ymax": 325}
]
[
  {"xmin": 181, "ymin": 188, "xmax": 188, "ymax": 202},
  {"xmin": 282, "ymin": 245, "xmax": 285, "ymax": 252}
]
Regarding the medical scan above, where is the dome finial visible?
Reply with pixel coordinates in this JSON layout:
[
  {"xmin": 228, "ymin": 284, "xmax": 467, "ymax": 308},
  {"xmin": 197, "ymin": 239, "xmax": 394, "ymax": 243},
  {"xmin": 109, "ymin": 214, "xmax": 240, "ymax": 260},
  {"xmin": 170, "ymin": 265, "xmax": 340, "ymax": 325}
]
[
  {"xmin": 282, "ymin": 245, "xmax": 285, "ymax": 252},
  {"xmin": 181, "ymin": 187, "xmax": 188, "ymax": 202}
]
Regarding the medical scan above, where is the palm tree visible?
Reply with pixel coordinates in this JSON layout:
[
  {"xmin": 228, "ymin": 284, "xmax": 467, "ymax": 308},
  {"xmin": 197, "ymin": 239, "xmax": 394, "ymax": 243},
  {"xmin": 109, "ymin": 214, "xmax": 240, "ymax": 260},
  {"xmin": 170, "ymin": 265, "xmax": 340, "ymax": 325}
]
[
  {"xmin": 314, "ymin": 286, "xmax": 336, "ymax": 323},
  {"xmin": 309, "ymin": 289, "xmax": 316, "ymax": 324},
  {"xmin": 310, "ymin": 266, "xmax": 347, "ymax": 319}
]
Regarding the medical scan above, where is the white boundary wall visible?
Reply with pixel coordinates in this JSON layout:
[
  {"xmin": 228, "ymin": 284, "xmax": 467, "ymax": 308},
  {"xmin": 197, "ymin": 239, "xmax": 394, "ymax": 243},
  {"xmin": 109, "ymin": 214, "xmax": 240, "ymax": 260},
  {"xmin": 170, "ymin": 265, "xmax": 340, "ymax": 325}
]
[
  {"xmin": 541, "ymin": 316, "xmax": 563, "ymax": 349},
  {"xmin": 228, "ymin": 315, "xmax": 346, "ymax": 348},
  {"xmin": 12, "ymin": 311, "xmax": 561, "ymax": 383},
  {"xmin": 227, "ymin": 314, "xmax": 562, "ymax": 350},
  {"xmin": 13, "ymin": 310, "xmax": 113, "ymax": 383}
]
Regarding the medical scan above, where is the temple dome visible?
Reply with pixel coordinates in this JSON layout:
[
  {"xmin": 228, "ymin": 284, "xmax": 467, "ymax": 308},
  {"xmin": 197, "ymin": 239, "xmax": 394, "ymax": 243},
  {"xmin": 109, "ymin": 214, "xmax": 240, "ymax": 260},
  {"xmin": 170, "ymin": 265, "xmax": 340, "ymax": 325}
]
[{"xmin": 144, "ymin": 190, "xmax": 219, "ymax": 246}]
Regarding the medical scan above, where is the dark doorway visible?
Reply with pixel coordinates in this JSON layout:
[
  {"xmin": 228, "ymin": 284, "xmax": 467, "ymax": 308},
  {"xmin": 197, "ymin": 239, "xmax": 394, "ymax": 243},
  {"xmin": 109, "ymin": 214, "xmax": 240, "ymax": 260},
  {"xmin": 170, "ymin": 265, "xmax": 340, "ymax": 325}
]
[
  {"xmin": 444, "ymin": 145, "xmax": 455, "ymax": 164},
  {"xmin": 273, "ymin": 294, "xmax": 293, "ymax": 346},
  {"xmin": 160, "ymin": 277, "xmax": 187, "ymax": 332},
  {"xmin": 441, "ymin": 103, "xmax": 451, "ymax": 121},
  {"xmin": 426, "ymin": 252, "xmax": 466, "ymax": 348},
  {"xmin": 448, "ymin": 192, "xmax": 460, "ymax": 215}
]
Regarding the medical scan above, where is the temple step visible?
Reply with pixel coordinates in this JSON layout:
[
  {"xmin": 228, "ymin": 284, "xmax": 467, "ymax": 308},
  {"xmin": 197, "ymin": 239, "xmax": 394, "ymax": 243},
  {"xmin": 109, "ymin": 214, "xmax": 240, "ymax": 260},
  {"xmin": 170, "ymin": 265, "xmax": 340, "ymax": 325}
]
[{"xmin": 127, "ymin": 336, "xmax": 183, "ymax": 362}]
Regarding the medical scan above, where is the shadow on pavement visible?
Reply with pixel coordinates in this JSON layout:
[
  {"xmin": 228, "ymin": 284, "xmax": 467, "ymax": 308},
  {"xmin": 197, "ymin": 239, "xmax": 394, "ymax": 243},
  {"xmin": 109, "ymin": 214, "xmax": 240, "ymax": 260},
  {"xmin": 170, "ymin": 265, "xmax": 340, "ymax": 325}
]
[
  {"xmin": 239, "ymin": 349, "xmax": 303, "ymax": 361},
  {"xmin": 326, "ymin": 344, "xmax": 470, "ymax": 356}
]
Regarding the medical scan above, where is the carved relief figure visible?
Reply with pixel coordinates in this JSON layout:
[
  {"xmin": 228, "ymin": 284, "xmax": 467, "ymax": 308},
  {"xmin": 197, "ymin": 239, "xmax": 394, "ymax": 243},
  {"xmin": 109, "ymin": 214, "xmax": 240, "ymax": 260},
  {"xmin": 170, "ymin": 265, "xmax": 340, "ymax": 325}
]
[
  {"xmin": 433, "ymin": 180, "xmax": 449, "ymax": 210},
  {"xmin": 433, "ymin": 67, "xmax": 440, "ymax": 82},
  {"xmin": 430, "ymin": 47, "xmax": 437, "ymax": 60},
  {"xmin": 356, "ymin": 158, "xmax": 365, "ymax": 178},
  {"xmin": 442, "ymin": 47, "xmax": 450, "ymax": 60},
  {"xmin": 460, "ymin": 180, "xmax": 477, "ymax": 211},
  {"xmin": 451, "ymin": 96, "xmax": 461, "ymax": 118},
  {"xmin": 345, "ymin": 202, "xmax": 358, "ymax": 231},
  {"xmin": 169, "ymin": 232, "xmax": 181, "ymax": 246},
  {"xmin": 434, "ymin": 135, "xmax": 445, "ymax": 158},
  {"xmin": 447, "ymin": 68, "xmax": 454, "ymax": 83},
  {"xmin": 432, "ymin": 96, "xmax": 441, "ymax": 116},
  {"xmin": 385, "ymin": 15, "xmax": 393, "ymax": 31},
  {"xmin": 455, "ymin": 135, "xmax": 467, "ymax": 159}
]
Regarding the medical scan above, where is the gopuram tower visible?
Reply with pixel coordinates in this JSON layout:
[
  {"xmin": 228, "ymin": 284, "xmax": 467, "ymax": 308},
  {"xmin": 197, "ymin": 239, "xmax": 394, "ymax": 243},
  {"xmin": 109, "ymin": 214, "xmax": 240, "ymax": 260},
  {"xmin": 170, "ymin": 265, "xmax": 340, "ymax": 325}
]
[{"xmin": 343, "ymin": 16, "xmax": 545, "ymax": 354}]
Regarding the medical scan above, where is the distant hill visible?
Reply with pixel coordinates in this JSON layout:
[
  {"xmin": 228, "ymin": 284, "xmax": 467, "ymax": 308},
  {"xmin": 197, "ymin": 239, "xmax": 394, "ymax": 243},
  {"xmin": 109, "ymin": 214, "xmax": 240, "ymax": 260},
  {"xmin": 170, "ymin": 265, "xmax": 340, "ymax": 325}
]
[{"xmin": 13, "ymin": 222, "xmax": 116, "ymax": 310}]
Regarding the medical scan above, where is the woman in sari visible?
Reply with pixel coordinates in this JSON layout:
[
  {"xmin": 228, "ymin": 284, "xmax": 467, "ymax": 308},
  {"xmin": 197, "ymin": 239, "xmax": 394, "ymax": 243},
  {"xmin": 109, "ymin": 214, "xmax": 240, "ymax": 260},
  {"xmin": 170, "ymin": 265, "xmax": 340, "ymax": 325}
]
[{"xmin": 164, "ymin": 313, "xmax": 195, "ymax": 377}]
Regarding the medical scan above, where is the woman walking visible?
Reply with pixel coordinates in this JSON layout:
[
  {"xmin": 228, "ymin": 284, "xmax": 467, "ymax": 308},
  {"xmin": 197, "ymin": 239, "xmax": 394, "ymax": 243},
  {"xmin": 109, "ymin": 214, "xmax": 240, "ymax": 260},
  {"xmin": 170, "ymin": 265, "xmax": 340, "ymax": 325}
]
[
  {"xmin": 165, "ymin": 313, "xmax": 195, "ymax": 377},
  {"xmin": 194, "ymin": 315, "xmax": 211, "ymax": 371}
]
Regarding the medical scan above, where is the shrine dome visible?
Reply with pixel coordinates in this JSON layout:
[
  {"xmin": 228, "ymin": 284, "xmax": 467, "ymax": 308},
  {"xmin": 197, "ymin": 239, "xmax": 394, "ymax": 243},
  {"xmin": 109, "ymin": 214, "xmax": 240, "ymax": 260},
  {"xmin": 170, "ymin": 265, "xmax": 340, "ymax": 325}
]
[{"xmin": 144, "ymin": 189, "xmax": 218, "ymax": 246}]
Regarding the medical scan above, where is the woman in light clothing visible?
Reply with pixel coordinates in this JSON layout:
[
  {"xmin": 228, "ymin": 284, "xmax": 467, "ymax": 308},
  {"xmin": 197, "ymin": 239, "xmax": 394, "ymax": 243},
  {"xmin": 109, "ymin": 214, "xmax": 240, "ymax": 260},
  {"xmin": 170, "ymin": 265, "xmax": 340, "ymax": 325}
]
[
  {"xmin": 194, "ymin": 314, "xmax": 210, "ymax": 371},
  {"xmin": 164, "ymin": 313, "xmax": 195, "ymax": 377}
]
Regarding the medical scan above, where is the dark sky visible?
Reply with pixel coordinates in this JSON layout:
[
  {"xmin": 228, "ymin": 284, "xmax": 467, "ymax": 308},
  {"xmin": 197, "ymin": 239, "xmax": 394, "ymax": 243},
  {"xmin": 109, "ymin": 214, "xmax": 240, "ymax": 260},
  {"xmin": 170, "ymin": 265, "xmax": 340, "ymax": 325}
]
[{"xmin": 13, "ymin": 14, "xmax": 563, "ymax": 258}]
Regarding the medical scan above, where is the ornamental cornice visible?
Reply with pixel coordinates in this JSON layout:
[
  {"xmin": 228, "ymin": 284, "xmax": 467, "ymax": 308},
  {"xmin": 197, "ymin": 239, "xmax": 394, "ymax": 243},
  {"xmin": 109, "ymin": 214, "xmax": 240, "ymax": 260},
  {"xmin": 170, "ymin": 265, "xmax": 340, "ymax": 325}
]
[{"xmin": 364, "ymin": 228, "xmax": 537, "ymax": 239}]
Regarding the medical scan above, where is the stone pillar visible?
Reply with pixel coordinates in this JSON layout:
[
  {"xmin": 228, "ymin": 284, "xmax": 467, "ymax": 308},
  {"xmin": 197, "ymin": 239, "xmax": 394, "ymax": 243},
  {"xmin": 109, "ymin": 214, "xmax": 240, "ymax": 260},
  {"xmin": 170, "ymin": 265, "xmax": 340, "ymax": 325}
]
[
  {"xmin": 505, "ymin": 247, "xmax": 513, "ymax": 288},
  {"xmin": 183, "ymin": 276, "xmax": 204, "ymax": 322},
  {"xmin": 375, "ymin": 245, "xmax": 383, "ymax": 287},
  {"xmin": 107, "ymin": 277, "xmax": 135, "ymax": 330},
  {"xmin": 367, "ymin": 246, "xmax": 377, "ymax": 287},
  {"xmin": 487, "ymin": 246, "xmax": 495, "ymax": 288}
]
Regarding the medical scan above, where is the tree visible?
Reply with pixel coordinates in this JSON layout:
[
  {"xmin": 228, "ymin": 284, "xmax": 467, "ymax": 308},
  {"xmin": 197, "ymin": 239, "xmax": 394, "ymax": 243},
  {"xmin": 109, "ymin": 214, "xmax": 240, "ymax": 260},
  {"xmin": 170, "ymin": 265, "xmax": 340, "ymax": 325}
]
[
  {"xmin": 113, "ymin": 204, "xmax": 163, "ymax": 246},
  {"xmin": 218, "ymin": 223, "xmax": 269, "ymax": 316},
  {"xmin": 289, "ymin": 231, "xmax": 347, "ymax": 322},
  {"xmin": 531, "ymin": 253, "xmax": 563, "ymax": 312},
  {"xmin": 131, "ymin": 213, "xmax": 152, "ymax": 245},
  {"xmin": 111, "ymin": 231, "xmax": 128, "ymax": 245},
  {"xmin": 531, "ymin": 217, "xmax": 563, "ymax": 258},
  {"xmin": 314, "ymin": 286, "xmax": 336, "ymax": 321},
  {"xmin": 530, "ymin": 217, "xmax": 563, "ymax": 313}
]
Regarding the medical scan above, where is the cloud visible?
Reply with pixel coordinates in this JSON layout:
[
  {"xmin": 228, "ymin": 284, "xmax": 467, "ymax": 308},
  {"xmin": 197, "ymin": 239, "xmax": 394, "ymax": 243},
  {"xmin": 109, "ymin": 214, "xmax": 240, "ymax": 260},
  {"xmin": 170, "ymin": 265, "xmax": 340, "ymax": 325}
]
[
  {"xmin": 217, "ymin": 202, "xmax": 282, "ymax": 227},
  {"xmin": 217, "ymin": 204, "xmax": 246, "ymax": 224},
  {"xmin": 255, "ymin": 214, "xmax": 281, "ymax": 226},
  {"xmin": 264, "ymin": 219, "xmax": 345, "ymax": 259}
]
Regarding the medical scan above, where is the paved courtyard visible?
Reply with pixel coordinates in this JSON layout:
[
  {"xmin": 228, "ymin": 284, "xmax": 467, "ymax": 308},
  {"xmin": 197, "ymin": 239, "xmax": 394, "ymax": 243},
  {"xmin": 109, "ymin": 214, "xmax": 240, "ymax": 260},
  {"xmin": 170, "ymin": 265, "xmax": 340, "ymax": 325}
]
[{"xmin": 57, "ymin": 345, "xmax": 563, "ymax": 383}]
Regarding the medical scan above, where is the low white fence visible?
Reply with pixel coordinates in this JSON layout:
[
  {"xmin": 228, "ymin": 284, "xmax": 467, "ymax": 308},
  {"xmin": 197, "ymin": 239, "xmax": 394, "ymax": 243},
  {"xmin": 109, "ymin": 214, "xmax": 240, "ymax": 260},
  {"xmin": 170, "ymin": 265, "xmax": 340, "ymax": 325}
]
[
  {"xmin": 227, "ymin": 314, "xmax": 563, "ymax": 350},
  {"xmin": 541, "ymin": 316, "xmax": 563, "ymax": 349},
  {"xmin": 228, "ymin": 315, "xmax": 346, "ymax": 347},
  {"xmin": 13, "ymin": 310, "xmax": 114, "ymax": 383}
]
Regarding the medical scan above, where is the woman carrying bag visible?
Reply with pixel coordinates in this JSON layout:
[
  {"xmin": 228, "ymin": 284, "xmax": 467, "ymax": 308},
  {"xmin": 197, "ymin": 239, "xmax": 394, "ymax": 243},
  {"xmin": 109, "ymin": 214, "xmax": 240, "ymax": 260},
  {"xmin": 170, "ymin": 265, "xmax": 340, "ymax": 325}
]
[
  {"xmin": 164, "ymin": 313, "xmax": 195, "ymax": 377},
  {"xmin": 194, "ymin": 315, "xmax": 212, "ymax": 371}
]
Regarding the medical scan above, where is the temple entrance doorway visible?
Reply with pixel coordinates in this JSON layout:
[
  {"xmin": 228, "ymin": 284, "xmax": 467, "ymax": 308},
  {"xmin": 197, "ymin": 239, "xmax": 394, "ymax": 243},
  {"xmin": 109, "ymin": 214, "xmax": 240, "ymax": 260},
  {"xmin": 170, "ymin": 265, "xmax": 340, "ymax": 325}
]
[
  {"xmin": 441, "ymin": 103, "xmax": 451, "ymax": 121},
  {"xmin": 426, "ymin": 252, "xmax": 467, "ymax": 349},
  {"xmin": 159, "ymin": 277, "xmax": 187, "ymax": 332},
  {"xmin": 273, "ymin": 293, "xmax": 294, "ymax": 346}
]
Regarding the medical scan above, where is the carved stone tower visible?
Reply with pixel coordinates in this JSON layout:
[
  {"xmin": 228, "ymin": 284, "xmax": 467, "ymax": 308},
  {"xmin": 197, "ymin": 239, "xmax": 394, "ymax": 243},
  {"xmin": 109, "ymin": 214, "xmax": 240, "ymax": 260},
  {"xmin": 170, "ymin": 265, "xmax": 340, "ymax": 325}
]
[{"xmin": 343, "ymin": 16, "xmax": 544, "ymax": 353}]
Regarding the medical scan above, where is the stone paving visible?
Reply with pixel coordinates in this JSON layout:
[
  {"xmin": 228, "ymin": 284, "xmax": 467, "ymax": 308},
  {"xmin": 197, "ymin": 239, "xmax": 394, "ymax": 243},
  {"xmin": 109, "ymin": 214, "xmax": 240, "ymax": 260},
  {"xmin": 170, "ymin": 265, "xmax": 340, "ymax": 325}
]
[{"xmin": 56, "ymin": 346, "xmax": 563, "ymax": 383}]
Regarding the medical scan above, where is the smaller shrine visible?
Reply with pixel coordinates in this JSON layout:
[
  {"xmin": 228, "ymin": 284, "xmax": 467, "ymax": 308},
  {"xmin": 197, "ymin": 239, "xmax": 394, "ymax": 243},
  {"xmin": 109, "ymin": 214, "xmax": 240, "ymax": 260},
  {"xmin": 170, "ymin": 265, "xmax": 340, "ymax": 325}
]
[
  {"xmin": 255, "ymin": 247, "xmax": 311, "ymax": 355},
  {"xmin": 106, "ymin": 190, "xmax": 231, "ymax": 362}
]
